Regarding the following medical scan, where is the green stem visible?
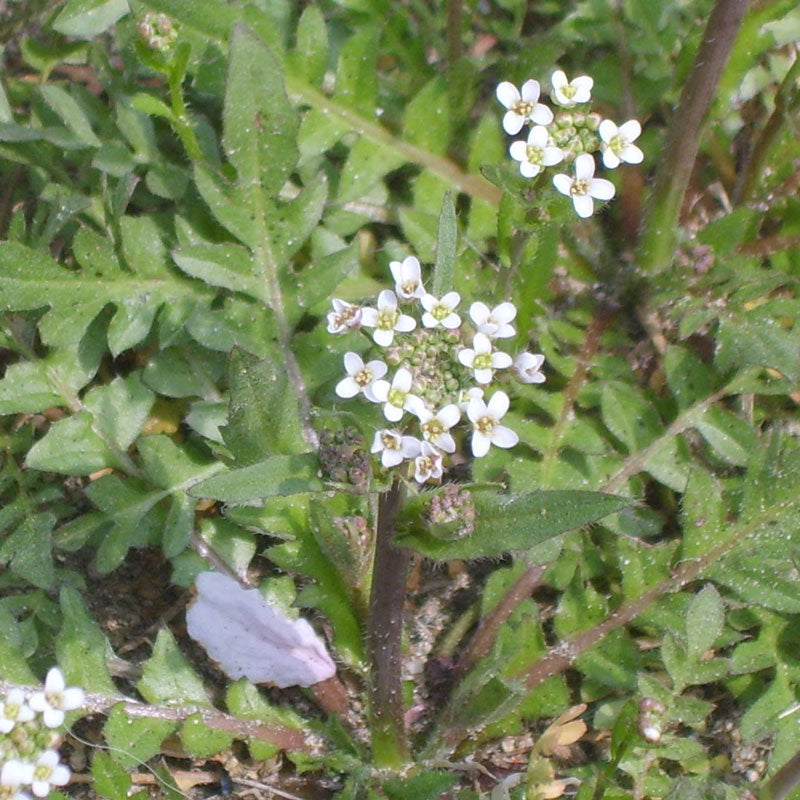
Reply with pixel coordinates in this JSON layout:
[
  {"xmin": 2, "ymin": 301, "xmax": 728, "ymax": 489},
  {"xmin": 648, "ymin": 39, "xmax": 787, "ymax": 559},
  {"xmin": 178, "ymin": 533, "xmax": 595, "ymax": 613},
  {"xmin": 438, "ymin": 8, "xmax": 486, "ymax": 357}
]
[
  {"xmin": 445, "ymin": 0, "xmax": 463, "ymax": 68},
  {"xmin": 759, "ymin": 749, "xmax": 800, "ymax": 800},
  {"xmin": 636, "ymin": 0, "xmax": 749, "ymax": 274},
  {"xmin": 366, "ymin": 481, "xmax": 411, "ymax": 767}
]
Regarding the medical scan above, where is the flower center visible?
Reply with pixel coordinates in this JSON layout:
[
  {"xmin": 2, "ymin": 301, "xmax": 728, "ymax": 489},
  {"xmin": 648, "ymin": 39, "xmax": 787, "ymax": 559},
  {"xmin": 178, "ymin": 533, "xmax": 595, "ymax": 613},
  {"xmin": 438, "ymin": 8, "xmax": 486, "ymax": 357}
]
[
  {"xmin": 432, "ymin": 303, "xmax": 450, "ymax": 321},
  {"xmin": 418, "ymin": 456, "xmax": 434, "ymax": 473},
  {"xmin": 475, "ymin": 415, "xmax": 496, "ymax": 435},
  {"xmin": 512, "ymin": 100, "xmax": 533, "ymax": 117},
  {"xmin": 401, "ymin": 280, "xmax": 418, "ymax": 296},
  {"xmin": 387, "ymin": 388, "xmax": 407, "ymax": 408},
  {"xmin": 340, "ymin": 306, "xmax": 355, "ymax": 321},
  {"xmin": 4, "ymin": 703, "xmax": 19, "ymax": 718},
  {"xmin": 381, "ymin": 433, "xmax": 400, "ymax": 450},
  {"xmin": 561, "ymin": 83, "xmax": 576, "ymax": 99},
  {"xmin": 423, "ymin": 419, "xmax": 444, "ymax": 439},
  {"xmin": 34, "ymin": 765, "xmax": 53, "ymax": 781},
  {"xmin": 609, "ymin": 134, "xmax": 627, "ymax": 155},
  {"xmin": 377, "ymin": 309, "xmax": 399, "ymax": 330},
  {"xmin": 525, "ymin": 145, "xmax": 543, "ymax": 165},
  {"xmin": 46, "ymin": 692, "xmax": 62, "ymax": 708},
  {"xmin": 354, "ymin": 368, "xmax": 372, "ymax": 387},
  {"xmin": 571, "ymin": 179, "xmax": 590, "ymax": 196},
  {"xmin": 473, "ymin": 353, "xmax": 492, "ymax": 371}
]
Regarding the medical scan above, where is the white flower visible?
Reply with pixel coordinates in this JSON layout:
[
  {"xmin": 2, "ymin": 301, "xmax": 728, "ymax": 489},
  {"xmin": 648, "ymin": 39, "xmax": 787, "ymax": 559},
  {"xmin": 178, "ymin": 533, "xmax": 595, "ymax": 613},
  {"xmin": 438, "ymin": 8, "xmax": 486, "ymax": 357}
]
[
  {"xmin": 469, "ymin": 301, "xmax": 517, "ymax": 339},
  {"xmin": 335, "ymin": 352, "xmax": 387, "ymax": 401},
  {"xmin": 371, "ymin": 368, "xmax": 425, "ymax": 422},
  {"xmin": 360, "ymin": 290, "xmax": 416, "ymax": 347},
  {"xmin": 420, "ymin": 292, "xmax": 461, "ymax": 329},
  {"xmin": 550, "ymin": 70, "xmax": 593, "ymax": 107},
  {"xmin": 457, "ymin": 333, "xmax": 513, "ymax": 384},
  {"xmin": 509, "ymin": 125, "xmax": 564, "ymax": 178},
  {"xmin": 30, "ymin": 750, "xmax": 70, "ymax": 798},
  {"xmin": 415, "ymin": 404, "xmax": 460, "ymax": 453},
  {"xmin": 0, "ymin": 688, "xmax": 35, "ymax": 733},
  {"xmin": 467, "ymin": 391, "xmax": 519, "ymax": 457},
  {"xmin": 371, "ymin": 430, "xmax": 421, "ymax": 468},
  {"xmin": 457, "ymin": 386, "xmax": 484, "ymax": 412},
  {"xmin": 552, "ymin": 153, "xmax": 615, "ymax": 218},
  {"xmin": 28, "ymin": 667, "xmax": 85, "ymax": 729},
  {"xmin": 414, "ymin": 442, "xmax": 444, "ymax": 484},
  {"xmin": 513, "ymin": 352, "xmax": 546, "ymax": 384},
  {"xmin": 1, "ymin": 760, "xmax": 34, "ymax": 800},
  {"xmin": 389, "ymin": 256, "xmax": 425, "ymax": 300},
  {"xmin": 326, "ymin": 298, "xmax": 362, "ymax": 334},
  {"xmin": 496, "ymin": 79, "xmax": 553, "ymax": 135},
  {"xmin": 598, "ymin": 119, "xmax": 643, "ymax": 169}
]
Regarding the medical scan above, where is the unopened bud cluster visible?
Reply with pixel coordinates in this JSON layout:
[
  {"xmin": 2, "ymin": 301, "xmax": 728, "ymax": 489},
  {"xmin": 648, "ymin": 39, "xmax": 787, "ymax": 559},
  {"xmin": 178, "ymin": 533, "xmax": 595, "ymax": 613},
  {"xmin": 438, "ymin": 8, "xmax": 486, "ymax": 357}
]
[
  {"xmin": 496, "ymin": 70, "xmax": 644, "ymax": 217},
  {"xmin": 0, "ymin": 668, "xmax": 85, "ymax": 800},
  {"xmin": 327, "ymin": 256, "xmax": 545, "ymax": 484},
  {"xmin": 137, "ymin": 11, "xmax": 178, "ymax": 51},
  {"xmin": 318, "ymin": 428, "xmax": 369, "ymax": 490},
  {"xmin": 426, "ymin": 484, "xmax": 476, "ymax": 541}
]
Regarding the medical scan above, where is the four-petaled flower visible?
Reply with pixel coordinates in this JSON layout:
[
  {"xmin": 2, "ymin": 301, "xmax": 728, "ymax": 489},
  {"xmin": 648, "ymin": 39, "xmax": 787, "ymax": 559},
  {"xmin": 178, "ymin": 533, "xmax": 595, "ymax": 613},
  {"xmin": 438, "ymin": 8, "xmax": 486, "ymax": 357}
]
[
  {"xmin": 458, "ymin": 333, "xmax": 513, "ymax": 384},
  {"xmin": 496, "ymin": 80, "xmax": 553, "ymax": 135},
  {"xmin": 420, "ymin": 292, "xmax": 461, "ymax": 329},
  {"xmin": 372, "ymin": 368, "xmax": 424, "ymax": 422},
  {"xmin": 360, "ymin": 290, "xmax": 416, "ymax": 347},
  {"xmin": 553, "ymin": 154, "xmax": 615, "ymax": 218},
  {"xmin": 414, "ymin": 442, "xmax": 444, "ymax": 484},
  {"xmin": 1, "ymin": 759, "xmax": 34, "ymax": 800},
  {"xmin": 326, "ymin": 298, "xmax": 362, "ymax": 334},
  {"xmin": 599, "ymin": 119, "xmax": 643, "ymax": 169},
  {"xmin": 550, "ymin": 70, "xmax": 593, "ymax": 107},
  {"xmin": 389, "ymin": 256, "xmax": 425, "ymax": 301},
  {"xmin": 469, "ymin": 301, "xmax": 517, "ymax": 339},
  {"xmin": 509, "ymin": 125, "xmax": 563, "ymax": 178},
  {"xmin": 335, "ymin": 353, "xmax": 387, "ymax": 401},
  {"xmin": 0, "ymin": 688, "xmax": 35, "ymax": 733},
  {"xmin": 513, "ymin": 352, "xmax": 546, "ymax": 384},
  {"xmin": 28, "ymin": 667, "xmax": 85, "ymax": 729},
  {"xmin": 415, "ymin": 404, "xmax": 460, "ymax": 453},
  {"xmin": 30, "ymin": 751, "xmax": 70, "ymax": 799},
  {"xmin": 371, "ymin": 430, "xmax": 420, "ymax": 468},
  {"xmin": 467, "ymin": 391, "xmax": 519, "ymax": 457}
]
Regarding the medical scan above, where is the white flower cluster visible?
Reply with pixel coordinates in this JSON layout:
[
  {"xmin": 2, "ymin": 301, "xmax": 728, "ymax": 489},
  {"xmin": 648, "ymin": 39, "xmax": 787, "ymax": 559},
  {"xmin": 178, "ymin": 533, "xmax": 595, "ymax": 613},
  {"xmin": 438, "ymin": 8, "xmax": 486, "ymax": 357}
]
[
  {"xmin": 327, "ymin": 256, "xmax": 545, "ymax": 483},
  {"xmin": 0, "ymin": 668, "xmax": 84, "ymax": 800},
  {"xmin": 496, "ymin": 71, "xmax": 643, "ymax": 217}
]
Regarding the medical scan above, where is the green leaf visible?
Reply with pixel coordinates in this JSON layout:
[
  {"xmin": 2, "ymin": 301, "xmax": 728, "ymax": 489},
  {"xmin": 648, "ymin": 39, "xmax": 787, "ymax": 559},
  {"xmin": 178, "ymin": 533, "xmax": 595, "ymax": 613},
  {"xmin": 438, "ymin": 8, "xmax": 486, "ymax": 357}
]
[
  {"xmin": 680, "ymin": 469, "xmax": 727, "ymax": 560},
  {"xmin": 291, "ymin": 5, "xmax": 328, "ymax": 87},
  {"xmin": 180, "ymin": 713, "xmax": 235, "ymax": 758},
  {"xmin": 138, "ymin": 628, "xmax": 210, "ymax": 705},
  {"xmin": 402, "ymin": 77, "xmax": 451, "ymax": 155},
  {"xmin": 163, "ymin": 493, "xmax": 197, "ymax": 558},
  {"xmin": 172, "ymin": 243, "xmax": 266, "ymax": 303},
  {"xmin": 224, "ymin": 25, "xmax": 298, "ymax": 198},
  {"xmin": 289, "ymin": 240, "xmax": 359, "ymax": 314},
  {"xmin": 601, "ymin": 381, "xmax": 662, "ymax": 451},
  {"xmin": 56, "ymin": 585, "xmax": 117, "ymax": 694},
  {"xmin": 336, "ymin": 137, "xmax": 405, "ymax": 203},
  {"xmin": 84, "ymin": 374, "xmax": 155, "ymax": 450},
  {"xmin": 716, "ymin": 313, "xmax": 800, "ymax": 380},
  {"xmin": 104, "ymin": 704, "xmax": 177, "ymax": 769},
  {"xmin": 92, "ymin": 752, "xmax": 132, "ymax": 800},
  {"xmin": 431, "ymin": 191, "xmax": 456, "ymax": 297},
  {"xmin": 333, "ymin": 27, "xmax": 378, "ymax": 114},
  {"xmin": 221, "ymin": 347, "xmax": 306, "ymax": 463},
  {"xmin": 40, "ymin": 84, "xmax": 101, "ymax": 147},
  {"xmin": 686, "ymin": 584, "xmax": 725, "ymax": 661},
  {"xmin": 25, "ymin": 413, "xmax": 115, "ymax": 475},
  {"xmin": 398, "ymin": 490, "xmax": 632, "ymax": 560},
  {"xmin": 692, "ymin": 405, "xmax": 757, "ymax": 466},
  {"xmin": 382, "ymin": 772, "xmax": 458, "ymax": 800},
  {"xmin": 191, "ymin": 453, "xmax": 324, "ymax": 503},
  {"xmin": 0, "ymin": 513, "xmax": 55, "ymax": 589},
  {"xmin": 53, "ymin": 0, "xmax": 130, "ymax": 38},
  {"xmin": 0, "ymin": 606, "xmax": 38, "ymax": 683}
]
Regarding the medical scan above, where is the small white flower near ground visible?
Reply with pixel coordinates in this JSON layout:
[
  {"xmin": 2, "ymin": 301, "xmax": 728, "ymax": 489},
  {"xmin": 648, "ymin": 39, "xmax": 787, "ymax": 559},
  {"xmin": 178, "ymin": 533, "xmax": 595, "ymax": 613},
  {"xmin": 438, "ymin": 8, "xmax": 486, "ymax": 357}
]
[
  {"xmin": 469, "ymin": 301, "xmax": 517, "ymax": 339},
  {"xmin": 389, "ymin": 256, "xmax": 425, "ymax": 301},
  {"xmin": 371, "ymin": 430, "xmax": 421, "ymax": 468},
  {"xmin": 457, "ymin": 386, "xmax": 484, "ymax": 412},
  {"xmin": 371, "ymin": 367, "xmax": 425, "ymax": 422},
  {"xmin": 326, "ymin": 298, "xmax": 362, "ymax": 334},
  {"xmin": 335, "ymin": 352, "xmax": 387, "ymax": 401},
  {"xmin": 28, "ymin": 667, "xmax": 85, "ymax": 729},
  {"xmin": 360, "ymin": 290, "xmax": 416, "ymax": 347},
  {"xmin": 30, "ymin": 751, "xmax": 70, "ymax": 798},
  {"xmin": 550, "ymin": 70, "xmax": 593, "ymax": 107},
  {"xmin": 415, "ymin": 404, "xmax": 461, "ymax": 453},
  {"xmin": 458, "ymin": 332, "xmax": 513, "ymax": 384},
  {"xmin": 513, "ymin": 352, "xmax": 546, "ymax": 384},
  {"xmin": 1, "ymin": 759, "xmax": 34, "ymax": 800},
  {"xmin": 467, "ymin": 391, "xmax": 519, "ymax": 457},
  {"xmin": 509, "ymin": 125, "xmax": 564, "ymax": 178},
  {"xmin": 414, "ymin": 442, "xmax": 444, "ymax": 484},
  {"xmin": 0, "ymin": 688, "xmax": 35, "ymax": 733},
  {"xmin": 552, "ymin": 153, "xmax": 615, "ymax": 218},
  {"xmin": 496, "ymin": 79, "xmax": 553, "ymax": 134},
  {"xmin": 598, "ymin": 119, "xmax": 644, "ymax": 168},
  {"xmin": 420, "ymin": 292, "xmax": 461, "ymax": 329}
]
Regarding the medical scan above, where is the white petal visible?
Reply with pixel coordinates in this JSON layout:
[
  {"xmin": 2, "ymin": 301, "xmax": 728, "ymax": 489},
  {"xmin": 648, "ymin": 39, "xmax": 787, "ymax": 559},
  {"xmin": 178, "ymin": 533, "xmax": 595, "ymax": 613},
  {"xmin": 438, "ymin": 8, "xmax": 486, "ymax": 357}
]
[
  {"xmin": 509, "ymin": 140, "xmax": 528, "ymax": 162},
  {"xmin": 471, "ymin": 432, "xmax": 491, "ymax": 457},
  {"xmin": 493, "ymin": 302, "xmax": 516, "ymax": 324},
  {"xmin": 441, "ymin": 312, "xmax": 461, "ymax": 329},
  {"xmin": 572, "ymin": 194, "xmax": 594, "ymax": 218},
  {"xmin": 50, "ymin": 765, "xmax": 70, "ymax": 786},
  {"xmin": 519, "ymin": 161, "xmax": 540, "ymax": 178},
  {"xmin": 45, "ymin": 668, "xmax": 66, "ymax": 693},
  {"xmin": 520, "ymin": 79, "xmax": 541, "ymax": 103},
  {"xmin": 552, "ymin": 87, "xmax": 571, "ymax": 106},
  {"xmin": 32, "ymin": 780, "xmax": 51, "ymax": 798},
  {"xmin": 373, "ymin": 327, "xmax": 394, "ymax": 347},
  {"xmin": 436, "ymin": 432, "xmax": 456, "ymax": 453},
  {"xmin": 550, "ymin": 70, "xmax": 567, "ymax": 90},
  {"xmin": 571, "ymin": 75, "xmax": 593, "ymax": 101},
  {"xmin": 502, "ymin": 110, "xmax": 524, "ymax": 135},
  {"xmin": 528, "ymin": 125, "xmax": 549, "ymax": 148},
  {"xmin": 382, "ymin": 448, "xmax": 404, "ymax": 467},
  {"xmin": 43, "ymin": 707, "xmax": 65, "ymax": 728},
  {"xmin": 469, "ymin": 301, "xmax": 490, "ymax": 325},
  {"xmin": 487, "ymin": 390, "xmax": 510, "ymax": 418},
  {"xmin": 371, "ymin": 380, "xmax": 390, "ymax": 401},
  {"xmin": 38, "ymin": 751, "xmax": 60, "ymax": 769},
  {"xmin": 335, "ymin": 377, "xmax": 360, "ymax": 398},
  {"xmin": 474, "ymin": 368, "xmax": 493, "ymax": 384},
  {"xmin": 2, "ymin": 760, "xmax": 33, "ymax": 785},
  {"xmin": 467, "ymin": 397, "xmax": 488, "ymax": 423},
  {"xmin": 618, "ymin": 119, "xmax": 641, "ymax": 141},
  {"xmin": 441, "ymin": 291, "xmax": 460, "ymax": 309},
  {"xmin": 496, "ymin": 81, "xmax": 520, "ymax": 109},
  {"xmin": 360, "ymin": 307, "xmax": 378, "ymax": 327},
  {"xmin": 420, "ymin": 293, "xmax": 437, "ymax": 312},
  {"xmin": 458, "ymin": 348, "xmax": 475, "ymax": 367},
  {"xmin": 401, "ymin": 436, "xmax": 422, "ymax": 458},
  {"xmin": 401, "ymin": 255, "xmax": 421, "ymax": 280},
  {"xmin": 0, "ymin": 719, "xmax": 13, "ymax": 734},
  {"xmin": 601, "ymin": 147, "xmax": 620, "ymax": 169},
  {"xmin": 404, "ymin": 394, "xmax": 426, "ymax": 418},
  {"xmin": 542, "ymin": 146, "xmax": 564, "ymax": 166},
  {"xmin": 28, "ymin": 693, "xmax": 47, "ymax": 712},
  {"xmin": 366, "ymin": 360, "xmax": 387, "ymax": 380},
  {"xmin": 343, "ymin": 352, "xmax": 363, "ymax": 375},
  {"xmin": 422, "ymin": 312, "xmax": 437, "ymax": 328},
  {"xmin": 530, "ymin": 103, "xmax": 553, "ymax": 126},
  {"xmin": 371, "ymin": 431, "xmax": 386, "ymax": 453},
  {"xmin": 598, "ymin": 119, "xmax": 618, "ymax": 144},
  {"xmin": 491, "ymin": 351, "xmax": 513, "ymax": 369},
  {"xmin": 491, "ymin": 425, "xmax": 519, "ymax": 449},
  {"xmin": 389, "ymin": 260, "xmax": 403, "ymax": 284},
  {"xmin": 438, "ymin": 404, "xmax": 461, "ymax": 428},
  {"xmin": 377, "ymin": 289, "xmax": 397, "ymax": 311},
  {"xmin": 589, "ymin": 178, "xmax": 616, "ymax": 201},
  {"xmin": 473, "ymin": 332, "xmax": 492, "ymax": 354},
  {"xmin": 395, "ymin": 313, "xmax": 416, "ymax": 332},
  {"xmin": 574, "ymin": 153, "xmax": 595, "ymax": 181},
  {"xmin": 393, "ymin": 368, "xmax": 412, "ymax": 392},
  {"xmin": 383, "ymin": 403, "xmax": 403, "ymax": 422},
  {"xmin": 621, "ymin": 143, "xmax": 644, "ymax": 164},
  {"xmin": 494, "ymin": 323, "xmax": 516, "ymax": 339},
  {"xmin": 552, "ymin": 173, "xmax": 573, "ymax": 196}
]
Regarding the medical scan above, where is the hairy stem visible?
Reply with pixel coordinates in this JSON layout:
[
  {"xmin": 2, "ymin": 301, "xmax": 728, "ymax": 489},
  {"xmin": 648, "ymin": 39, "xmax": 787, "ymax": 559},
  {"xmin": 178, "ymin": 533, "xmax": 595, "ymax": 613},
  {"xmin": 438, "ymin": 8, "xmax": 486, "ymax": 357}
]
[
  {"xmin": 446, "ymin": 0, "xmax": 463, "ymax": 68},
  {"xmin": 759, "ymin": 749, "xmax": 800, "ymax": 800},
  {"xmin": 637, "ymin": 0, "xmax": 749, "ymax": 273},
  {"xmin": 366, "ymin": 480, "xmax": 411, "ymax": 767}
]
